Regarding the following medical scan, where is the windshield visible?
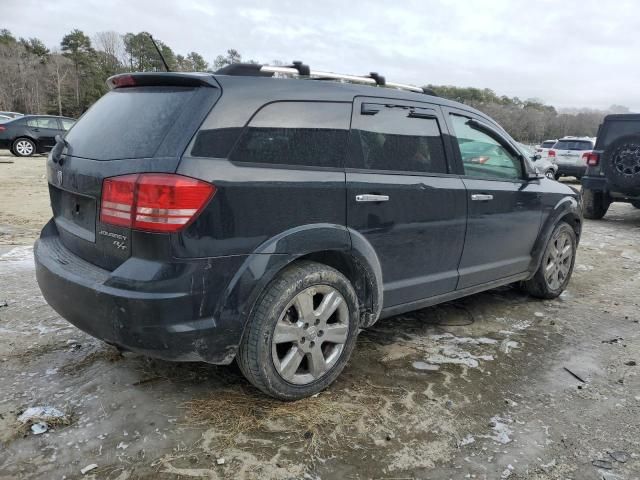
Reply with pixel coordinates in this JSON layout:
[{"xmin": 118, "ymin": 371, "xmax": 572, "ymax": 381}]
[{"xmin": 64, "ymin": 86, "xmax": 197, "ymax": 160}]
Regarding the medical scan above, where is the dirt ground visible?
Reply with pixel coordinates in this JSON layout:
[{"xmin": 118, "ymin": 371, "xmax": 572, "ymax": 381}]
[{"xmin": 0, "ymin": 149, "xmax": 639, "ymax": 480}]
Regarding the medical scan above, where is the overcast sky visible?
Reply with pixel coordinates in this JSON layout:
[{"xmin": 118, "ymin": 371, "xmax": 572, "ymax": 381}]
[{"xmin": 3, "ymin": 0, "xmax": 638, "ymax": 111}]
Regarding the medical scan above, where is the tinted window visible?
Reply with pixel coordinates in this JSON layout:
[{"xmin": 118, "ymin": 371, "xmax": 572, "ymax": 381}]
[
  {"xmin": 602, "ymin": 121, "xmax": 640, "ymax": 147},
  {"xmin": 64, "ymin": 86, "xmax": 197, "ymax": 160},
  {"xmin": 541, "ymin": 141, "xmax": 556, "ymax": 148},
  {"xmin": 554, "ymin": 140, "xmax": 593, "ymax": 151},
  {"xmin": 349, "ymin": 104, "xmax": 447, "ymax": 174},
  {"xmin": 450, "ymin": 114, "xmax": 522, "ymax": 180},
  {"xmin": 27, "ymin": 117, "xmax": 60, "ymax": 129},
  {"xmin": 229, "ymin": 102, "xmax": 351, "ymax": 168}
]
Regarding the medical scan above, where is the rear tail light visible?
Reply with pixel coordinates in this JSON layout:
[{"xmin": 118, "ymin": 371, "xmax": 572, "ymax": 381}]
[
  {"xmin": 100, "ymin": 173, "xmax": 216, "ymax": 233},
  {"xmin": 586, "ymin": 152, "xmax": 600, "ymax": 166},
  {"xmin": 548, "ymin": 149, "xmax": 556, "ymax": 158},
  {"xmin": 0, "ymin": 126, "xmax": 5, "ymax": 131}
]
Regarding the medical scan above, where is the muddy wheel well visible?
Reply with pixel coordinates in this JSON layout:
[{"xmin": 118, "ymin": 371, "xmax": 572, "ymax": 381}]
[
  {"xmin": 559, "ymin": 213, "xmax": 581, "ymax": 241},
  {"xmin": 298, "ymin": 250, "xmax": 376, "ymax": 326}
]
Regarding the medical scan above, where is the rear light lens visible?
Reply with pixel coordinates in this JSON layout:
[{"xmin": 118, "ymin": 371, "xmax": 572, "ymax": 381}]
[
  {"xmin": 109, "ymin": 75, "xmax": 136, "ymax": 89},
  {"xmin": 586, "ymin": 152, "xmax": 600, "ymax": 166},
  {"xmin": 100, "ymin": 174, "xmax": 216, "ymax": 233},
  {"xmin": 548, "ymin": 149, "xmax": 556, "ymax": 158},
  {"xmin": 0, "ymin": 126, "xmax": 5, "ymax": 131}
]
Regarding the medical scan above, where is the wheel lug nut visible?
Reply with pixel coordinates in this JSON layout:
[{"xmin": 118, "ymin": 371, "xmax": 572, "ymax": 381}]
[
  {"xmin": 310, "ymin": 341, "xmax": 315, "ymax": 348},
  {"xmin": 318, "ymin": 330, "xmax": 324, "ymax": 337},
  {"xmin": 314, "ymin": 319, "xmax": 320, "ymax": 326},
  {"xmin": 300, "ymin": 337, "xmax": 306, "ymax": 344},
  {"xmin": 304, "ymin": 322, "xmax": 309, "ymax": 329}
]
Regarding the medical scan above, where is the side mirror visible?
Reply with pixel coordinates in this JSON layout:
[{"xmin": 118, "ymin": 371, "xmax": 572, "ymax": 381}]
[{"xmin": 527, "ymin": 166, "xmax": 544, "ymax": 180}]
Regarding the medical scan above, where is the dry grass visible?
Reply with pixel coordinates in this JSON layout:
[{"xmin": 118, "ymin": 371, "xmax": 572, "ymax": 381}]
[{"xmin": 183, "ymin": 384, "xmax": 391, "ymax": 452}]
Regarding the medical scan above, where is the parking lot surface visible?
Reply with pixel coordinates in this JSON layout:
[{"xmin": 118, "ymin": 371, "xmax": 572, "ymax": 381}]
[{"xmin": 0, "ymin": 151, "xmax": 639, "ymax": 479}]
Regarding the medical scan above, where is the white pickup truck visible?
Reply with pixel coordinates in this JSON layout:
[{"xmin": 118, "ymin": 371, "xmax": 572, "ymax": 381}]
[{"xmin": 548, "ymin": 136, "xmax": 595, "ymax": 180}]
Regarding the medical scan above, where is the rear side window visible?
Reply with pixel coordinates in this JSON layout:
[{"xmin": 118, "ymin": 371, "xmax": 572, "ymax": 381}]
[
  {"xmin": 348, "ymin": 103, "xmax": 448, "ymax": 174},
  {"xmin": 229, "ymin": 102, "xmax": 351, "ymax": 168},
  {"xmin": 554, "ymin": 140, "xmax": 593, "ymax": 150},
  {"xmin": 601, "ymin": 121, "xmax": 640, "ymax": 148},
  {"xmin": 64, "ymin": 86, "xmax": 197, "ymax": 160}
]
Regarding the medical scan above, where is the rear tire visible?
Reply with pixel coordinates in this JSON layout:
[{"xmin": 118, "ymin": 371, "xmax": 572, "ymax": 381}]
[
  {"xmin": 237, "ymin": 261, "xmax": 360, "ymax": 400},
  {"xmin": 523, "ymin": 222, "xmax": 577, "ymax": 299},
  {"xmin": 582, "ymin": 188, "xmax": 610, "ymax": 219},
  {"xmin": 554, "ymin": 172, "xmax": 562, "ymax": 180},
  {"xmin": 544, "ymin": 169, "xmax": 555, "ymax": 180},
  {"xmin": 12, "ymin": 138, "xmax": 36, "ymax": 157}
]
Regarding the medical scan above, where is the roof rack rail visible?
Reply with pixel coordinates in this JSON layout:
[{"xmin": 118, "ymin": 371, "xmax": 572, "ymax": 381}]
[{"xmin": 215, "ymin": 61, "xmax": 437, "ymax": 96}]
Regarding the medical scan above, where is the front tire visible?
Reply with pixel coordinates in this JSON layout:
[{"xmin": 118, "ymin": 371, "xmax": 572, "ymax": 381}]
[
  {"xmin": 237, "ymin": 261, "xmax": 360, "ymax": 400},
  {"xmin": 582, "ymin": 188, "xmax": 610, "ymax": 219},
  {"xmin": 523, "ymin": 222, "xmax": 577, "ymax": 299},
  {"xmin": 12, "ymin": 138, "xmax": 36, "ymax": 157},
  {"xmin": 544, "ymin": 169, "xmax": 555, "ymax": 180}
]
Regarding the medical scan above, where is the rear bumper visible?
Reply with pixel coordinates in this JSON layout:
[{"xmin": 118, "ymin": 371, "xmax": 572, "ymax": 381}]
[
  {"xmin": 556, "ymin": 163, "xmax": 586, "ymax": 177},
  {"xmin": 34, "ymin": 221, "xmax": 247, "ymax": 364}
]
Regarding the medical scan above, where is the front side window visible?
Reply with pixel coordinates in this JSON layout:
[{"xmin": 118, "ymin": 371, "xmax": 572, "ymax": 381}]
[
  {"xmin": 450, "ymin": 114, "xmax": 522, "ymax": 180},
  {"xmin": 349, "ymin": 104, "xmax": 447, "ymax": 174},
  {"xmin": 229, "ymin": 102, "xmax": 351, "ymax": 168},
  {"xmin": 28, "ymin": 117, "xmax": 59, "ymax": 129}
]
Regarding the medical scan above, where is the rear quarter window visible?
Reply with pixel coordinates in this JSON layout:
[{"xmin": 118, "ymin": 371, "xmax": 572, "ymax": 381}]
[
  {"xmin": 227, "ymin": 102, "xmax": 351, "ymax": 168},
  {"xmin": 64, "ymin": 86, "xmax": 197, "ymax": 160}
]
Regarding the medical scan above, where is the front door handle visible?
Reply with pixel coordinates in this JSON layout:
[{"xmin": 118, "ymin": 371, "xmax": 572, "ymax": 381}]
[
  {"xmin": 471, "ymin": 194, "xmax": 494, "ymax": 201},
  {"xmin": 355, "ymin": 194, "xmax": 390, "ymax": 203}
]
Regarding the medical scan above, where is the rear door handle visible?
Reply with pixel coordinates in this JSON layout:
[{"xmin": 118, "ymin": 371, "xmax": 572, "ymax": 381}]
[
  {"xmin": 355, "ymin": 194, "xmax": 390, "ymax": 203},
  {"xmin": 471, "ymin": 194, "xmax": 493, "ymax": 201}
]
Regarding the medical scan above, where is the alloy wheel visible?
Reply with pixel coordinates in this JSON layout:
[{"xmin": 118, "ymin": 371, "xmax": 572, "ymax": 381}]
[
  {"xmin": 15, "ymin": 140, "xmax": 34, "ymax": 156},
  {"xmin": 271, "ymin": 285, "xmax": 349, "ymax": 385},
  {"xmin": 543, "ymin": 230, "xmax": 573, "ymax": 290}
]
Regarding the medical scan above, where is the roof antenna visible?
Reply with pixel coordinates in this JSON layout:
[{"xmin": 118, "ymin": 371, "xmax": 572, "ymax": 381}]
[{"xmin": 148, "ymin": 34, "xmax": 171, "ymax": 72}]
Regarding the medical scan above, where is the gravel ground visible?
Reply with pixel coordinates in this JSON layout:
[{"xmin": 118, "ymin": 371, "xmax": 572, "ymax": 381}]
[{"xmin": 0, "ymin": 150, "xmax": 639, "ymax": 479}]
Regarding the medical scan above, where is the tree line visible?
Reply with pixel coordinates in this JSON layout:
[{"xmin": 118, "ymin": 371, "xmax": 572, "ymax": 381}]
[{"xmin": 0, "ymin": 27, "xmax": 630, "ymax": 143}]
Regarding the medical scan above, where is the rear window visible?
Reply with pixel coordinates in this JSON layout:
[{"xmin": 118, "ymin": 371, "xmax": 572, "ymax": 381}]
[
  {"xmin": 229, "ymin": 102, "xmax": 351, "ymax": 168},
  {"xmin": 541, "ymin": 141, "xmax": 556, "ymax": 148},
  {"xmin": 554, "ymin": 140, "xmax": 593, "ymax": 151},
  {"xmin": 64, "ymin": 86, "xmax": 197, "ymax": 160},
  {"xmin": 601, "ymin": 120, "xmax": 640, "ymax": 148}
]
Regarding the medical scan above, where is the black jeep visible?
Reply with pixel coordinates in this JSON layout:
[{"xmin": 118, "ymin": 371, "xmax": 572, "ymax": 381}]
[
  {"xmin": 582, "ymin": 114, "xmax": 640, "ymax": 218},
  {"xmin": 34, "ymin": 63, "xmax": 582, "ymax": 399}
]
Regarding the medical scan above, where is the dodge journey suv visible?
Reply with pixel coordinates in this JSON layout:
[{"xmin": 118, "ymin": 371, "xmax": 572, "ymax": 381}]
[{"xmin": 35, "ymin": 63, "xmax": 582, "ymax": 400}]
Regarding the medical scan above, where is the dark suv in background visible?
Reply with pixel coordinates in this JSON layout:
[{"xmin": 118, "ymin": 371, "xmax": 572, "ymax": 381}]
[
  {"xmin": 0, "ymin": 115, "xmax": 75, "ymax": 156},
  {"xmin": 582, "ymin": 114, "xmax": 640, "ymax": 218},
  {"xmin": 34, "ymin": 64, "xmax": 582, "ymax": 399}
]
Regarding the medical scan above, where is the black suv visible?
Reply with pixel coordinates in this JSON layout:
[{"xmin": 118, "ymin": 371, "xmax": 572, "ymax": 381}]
[
  {"xmin": 0, "ymin": 115, "xmax": 75, "ymax": 156},
  {"xmin": 34, "ymin": 65, "xmax": 582, "ymax": 399},
  {"xmin": 582, "ymin": 114, "xmax": 640, "ymax": 218}
]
